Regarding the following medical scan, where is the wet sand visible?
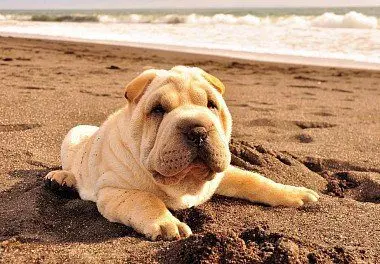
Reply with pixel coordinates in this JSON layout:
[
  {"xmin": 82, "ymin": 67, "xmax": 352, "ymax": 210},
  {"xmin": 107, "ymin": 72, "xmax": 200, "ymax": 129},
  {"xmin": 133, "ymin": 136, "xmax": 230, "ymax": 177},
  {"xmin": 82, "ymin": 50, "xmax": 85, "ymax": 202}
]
[{"xmin": 0, "ymin": 36, "xmax": 379, "ymax": 263}]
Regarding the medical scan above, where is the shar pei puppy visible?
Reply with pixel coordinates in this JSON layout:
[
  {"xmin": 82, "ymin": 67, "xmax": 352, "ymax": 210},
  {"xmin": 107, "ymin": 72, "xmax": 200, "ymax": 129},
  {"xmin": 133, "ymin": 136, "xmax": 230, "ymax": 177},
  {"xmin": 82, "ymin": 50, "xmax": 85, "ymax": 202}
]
[{"xmin": 45, "ymin": 66, "xmax": 319, "ymax": 240}]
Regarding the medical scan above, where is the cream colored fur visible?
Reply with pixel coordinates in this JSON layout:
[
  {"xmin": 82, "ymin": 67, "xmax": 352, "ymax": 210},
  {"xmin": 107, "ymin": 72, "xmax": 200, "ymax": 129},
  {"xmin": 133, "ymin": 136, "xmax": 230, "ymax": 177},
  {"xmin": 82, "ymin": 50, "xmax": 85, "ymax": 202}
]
[{"xmin": 46, "ymin": 66, "xmax": 319, "ymax": 241}]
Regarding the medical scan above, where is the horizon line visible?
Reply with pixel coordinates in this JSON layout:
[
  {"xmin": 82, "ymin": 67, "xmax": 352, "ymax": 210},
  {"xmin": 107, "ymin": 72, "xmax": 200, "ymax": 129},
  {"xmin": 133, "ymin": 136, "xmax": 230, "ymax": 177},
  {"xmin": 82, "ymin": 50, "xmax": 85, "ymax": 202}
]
[{"xmin": 1, "ymin": 5, "xmax": 379, "ymax": 11}]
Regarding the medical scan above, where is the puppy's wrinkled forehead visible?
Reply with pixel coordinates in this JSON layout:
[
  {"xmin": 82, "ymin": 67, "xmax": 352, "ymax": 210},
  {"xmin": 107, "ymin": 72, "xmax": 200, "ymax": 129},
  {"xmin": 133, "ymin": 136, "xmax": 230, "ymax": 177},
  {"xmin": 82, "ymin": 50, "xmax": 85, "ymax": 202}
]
[
  {"xmin": 145, "ymin": 67, "xmax": 219, "ymax": 111},
  {"xmin": 168, "ymin": 66, "xmax": 224, "ymax": 95},
  {"xmin": 124, "ymin": 66, "xmax": 224, "ymax": 110}
]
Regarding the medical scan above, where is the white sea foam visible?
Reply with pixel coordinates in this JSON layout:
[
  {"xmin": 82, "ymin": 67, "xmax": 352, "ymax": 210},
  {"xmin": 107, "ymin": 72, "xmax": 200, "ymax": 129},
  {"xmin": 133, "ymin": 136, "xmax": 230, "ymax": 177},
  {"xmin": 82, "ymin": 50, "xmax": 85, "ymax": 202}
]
[
  {"xmin": 0, "ymin": 14, "xmax": 30, "ymax": 21},
  {"xmin": 311, "ymin": 11, "xmax": 378, "ymax": 29}
]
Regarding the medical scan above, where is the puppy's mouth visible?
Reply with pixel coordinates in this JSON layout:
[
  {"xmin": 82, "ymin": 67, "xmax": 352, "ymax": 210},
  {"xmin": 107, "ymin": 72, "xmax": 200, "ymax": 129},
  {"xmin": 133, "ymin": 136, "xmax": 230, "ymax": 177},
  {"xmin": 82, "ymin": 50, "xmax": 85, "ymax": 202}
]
[{"xmin": 152, "ymin": 158, "xmax": 215, "ymax": 185}]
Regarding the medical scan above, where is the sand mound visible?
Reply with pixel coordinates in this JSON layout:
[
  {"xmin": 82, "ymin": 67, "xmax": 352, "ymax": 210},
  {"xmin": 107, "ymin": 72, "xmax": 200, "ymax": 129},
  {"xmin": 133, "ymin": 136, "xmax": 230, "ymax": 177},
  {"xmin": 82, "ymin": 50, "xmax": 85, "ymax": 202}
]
[
  {"xmin": 229, "ymin": 140, "xmax": 327, "ymax": 191},
  {"xmin": 159, "ymin": 225, "xmax": 369, "ymax": 264}
]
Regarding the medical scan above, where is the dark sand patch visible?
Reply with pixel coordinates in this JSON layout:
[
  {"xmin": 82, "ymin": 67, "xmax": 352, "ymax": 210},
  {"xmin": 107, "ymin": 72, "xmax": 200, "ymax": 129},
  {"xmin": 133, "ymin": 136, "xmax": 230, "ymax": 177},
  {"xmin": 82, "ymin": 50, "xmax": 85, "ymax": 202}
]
[
  {"xmin": 106, "ymin": 65, "xmax": 121, "ymax": 70},
  {"xmin": 294, "ymin": 121, "xmax": 337, "ymax": 129},
  {"xmin": 79, "ymin": 89, "xmax": 113, "ymax": 97},
  {"xmin": 295, "ymin": 133, "xmax": 314, "ymax": 143},
  {"xmin": 0, "ymin": 124, "xmax": 41, "ymax": 132},
  {"xmin": 331, "ymin": 88, "xmax": 354, "ymax": 93},
  {"xmin": 322, "ymin": 171, "xmax": 380, "ymax": 203},
  {"xmin": 293, "ymin": 75, "xmax": 327, "ymax": 83},
  {"xmin": 18, "ymin": 86, "xmax": 55, "ymax": 91},
  {"xmin": 288, "ymin": 85, "xmax": 325, "ymax": 90}
]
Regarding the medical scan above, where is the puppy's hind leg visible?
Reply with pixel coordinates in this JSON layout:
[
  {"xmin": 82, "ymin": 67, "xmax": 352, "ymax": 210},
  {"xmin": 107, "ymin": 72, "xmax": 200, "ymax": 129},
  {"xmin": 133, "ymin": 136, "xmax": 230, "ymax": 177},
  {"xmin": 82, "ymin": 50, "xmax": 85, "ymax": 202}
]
[{"xmin": 45, "ymin": 170, "xmax": 77, "ymax": 193}]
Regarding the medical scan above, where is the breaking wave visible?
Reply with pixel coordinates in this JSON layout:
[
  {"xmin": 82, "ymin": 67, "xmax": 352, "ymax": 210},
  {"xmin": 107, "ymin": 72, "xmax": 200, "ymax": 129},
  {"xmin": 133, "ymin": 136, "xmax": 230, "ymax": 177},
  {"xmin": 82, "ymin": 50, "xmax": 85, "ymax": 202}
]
[
  {"xmin": 0, "ymin": 14, "xmax": 100, "ymax": 22},
  {"xmin": 311, "ymin": 11, "xmax": 378, "ymax": 29},
  {"xmin": 31, "ymin": 15, "xmax": 99, "ymax": 22},
  {"xmin": 0, "ymin": 11, "xmax": 378, "ymax": 29},
  {"xmin": 98, "ymin": 12, "xmax": 379, "ymax": 29}
]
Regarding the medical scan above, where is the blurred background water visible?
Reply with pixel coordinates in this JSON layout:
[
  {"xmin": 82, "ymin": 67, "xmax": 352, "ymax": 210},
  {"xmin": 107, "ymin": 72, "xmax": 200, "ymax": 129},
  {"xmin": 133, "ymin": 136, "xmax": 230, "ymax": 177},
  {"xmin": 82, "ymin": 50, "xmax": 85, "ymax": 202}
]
[{"xmin": 1, "ymin": 7, "xmax": 379, "ymax": 66}]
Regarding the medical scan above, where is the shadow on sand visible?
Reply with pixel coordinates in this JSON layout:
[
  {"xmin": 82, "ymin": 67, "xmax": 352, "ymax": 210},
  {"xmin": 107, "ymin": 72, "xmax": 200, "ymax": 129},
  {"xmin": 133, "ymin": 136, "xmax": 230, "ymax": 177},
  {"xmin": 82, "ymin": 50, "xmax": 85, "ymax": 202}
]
[{"xmin": 0, "ymin": 167, "xmax": 138, "ymax": 243}]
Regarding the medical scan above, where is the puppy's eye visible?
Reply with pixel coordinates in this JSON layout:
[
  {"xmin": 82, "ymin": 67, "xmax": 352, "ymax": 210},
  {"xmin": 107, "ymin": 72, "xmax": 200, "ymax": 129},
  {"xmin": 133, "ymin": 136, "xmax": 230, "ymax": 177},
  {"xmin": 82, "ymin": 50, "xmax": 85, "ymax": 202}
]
[
  {"xmin": 207, "ymin": 100, "xmax": 218, "ymax": 110},
  {"xmin": 150, "ymin": 104, "xmax": 166, "ymax": 115}
]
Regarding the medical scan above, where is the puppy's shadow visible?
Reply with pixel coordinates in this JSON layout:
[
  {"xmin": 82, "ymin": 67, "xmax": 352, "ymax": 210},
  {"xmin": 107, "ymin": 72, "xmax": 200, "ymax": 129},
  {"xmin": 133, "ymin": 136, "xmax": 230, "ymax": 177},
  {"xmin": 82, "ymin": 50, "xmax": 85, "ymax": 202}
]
[{"xmin": 1, "ymin": 168, "xmax": 138, "ymax": 243}]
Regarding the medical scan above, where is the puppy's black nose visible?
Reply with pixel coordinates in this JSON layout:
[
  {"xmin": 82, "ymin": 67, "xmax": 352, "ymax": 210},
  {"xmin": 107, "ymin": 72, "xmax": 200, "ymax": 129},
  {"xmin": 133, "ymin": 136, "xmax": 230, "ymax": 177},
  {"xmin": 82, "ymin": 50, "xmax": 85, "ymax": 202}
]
[{"xmin": 186, "ymin": 126, "xmax": 208, "ymax": 147}]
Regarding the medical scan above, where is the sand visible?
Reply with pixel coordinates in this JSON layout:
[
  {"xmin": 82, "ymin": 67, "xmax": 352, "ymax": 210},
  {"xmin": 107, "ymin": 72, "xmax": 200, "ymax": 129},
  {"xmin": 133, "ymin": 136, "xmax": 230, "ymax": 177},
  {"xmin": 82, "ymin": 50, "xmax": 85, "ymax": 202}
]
[{"xmin": 0, "ymin": 36, "xmax": 379, "ymax": 263}]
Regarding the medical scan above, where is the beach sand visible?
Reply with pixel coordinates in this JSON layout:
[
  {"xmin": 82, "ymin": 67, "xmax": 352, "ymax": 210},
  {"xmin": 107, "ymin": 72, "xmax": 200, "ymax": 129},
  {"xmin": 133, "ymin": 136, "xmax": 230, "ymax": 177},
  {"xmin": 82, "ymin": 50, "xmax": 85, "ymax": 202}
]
[{"xmin": 0, "ymin": 36, "xmax": 379, "ymax": 263}]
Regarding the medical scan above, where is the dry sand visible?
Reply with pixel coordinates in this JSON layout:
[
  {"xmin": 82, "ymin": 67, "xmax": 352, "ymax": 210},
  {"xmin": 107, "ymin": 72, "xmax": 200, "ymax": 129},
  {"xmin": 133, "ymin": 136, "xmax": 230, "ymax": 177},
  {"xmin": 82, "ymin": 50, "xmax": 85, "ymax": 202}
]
[{"xmin": 0, "ymin": 36, "xmax": 379, "ymax": 263}]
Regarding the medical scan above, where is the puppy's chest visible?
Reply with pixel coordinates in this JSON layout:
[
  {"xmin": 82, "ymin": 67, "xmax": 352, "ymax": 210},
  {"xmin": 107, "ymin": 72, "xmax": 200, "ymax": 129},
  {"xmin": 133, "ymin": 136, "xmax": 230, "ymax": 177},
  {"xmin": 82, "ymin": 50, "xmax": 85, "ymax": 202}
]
[
  {"xmin": 161, "ymin": 177, "xmax": 222, "ymax": 210},
  {"xmin": 164, "ymin": 193, "xmax": 210, "ymax": 210}
]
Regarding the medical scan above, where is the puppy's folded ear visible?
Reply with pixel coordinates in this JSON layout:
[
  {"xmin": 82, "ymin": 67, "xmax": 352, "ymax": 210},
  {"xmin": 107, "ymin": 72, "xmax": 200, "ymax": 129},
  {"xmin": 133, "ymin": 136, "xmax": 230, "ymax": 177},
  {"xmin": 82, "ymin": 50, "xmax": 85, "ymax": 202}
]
[
  {"xmin": 201, "ymin": 70, "xmax": 225, "ymax": 95},
  {"xmin": 125, "ymin": 69, "xmax": 157, "ymax": 102}
]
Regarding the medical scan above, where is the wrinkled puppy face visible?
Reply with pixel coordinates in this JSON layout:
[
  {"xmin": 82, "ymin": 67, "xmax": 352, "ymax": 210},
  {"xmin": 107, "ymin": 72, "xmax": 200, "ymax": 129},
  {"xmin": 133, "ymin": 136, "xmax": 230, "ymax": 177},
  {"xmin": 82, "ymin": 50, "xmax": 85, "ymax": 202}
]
[{"xmin": 126, "ymin": 66, "xmax": 232, "ymax": 186}]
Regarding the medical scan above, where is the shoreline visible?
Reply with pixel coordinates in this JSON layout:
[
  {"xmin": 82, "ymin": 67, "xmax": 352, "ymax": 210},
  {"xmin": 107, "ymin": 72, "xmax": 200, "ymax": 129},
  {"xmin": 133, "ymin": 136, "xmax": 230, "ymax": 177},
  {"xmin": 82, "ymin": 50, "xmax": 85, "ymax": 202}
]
[{"xmin": 1, "ymin": 32, "xmax": 380, "ymax": 71}]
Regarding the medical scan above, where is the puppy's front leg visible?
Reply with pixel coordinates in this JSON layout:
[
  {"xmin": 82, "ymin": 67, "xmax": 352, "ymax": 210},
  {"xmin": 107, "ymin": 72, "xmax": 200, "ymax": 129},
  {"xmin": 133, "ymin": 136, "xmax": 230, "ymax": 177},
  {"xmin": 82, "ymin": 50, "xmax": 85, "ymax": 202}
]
[
  {"xmin": 96, "ymin": 187, "xmax": 192, "ymax": 240},
  {"xmin": 216, "ymin": 166, "xmax": 319, "ymax": 207}
]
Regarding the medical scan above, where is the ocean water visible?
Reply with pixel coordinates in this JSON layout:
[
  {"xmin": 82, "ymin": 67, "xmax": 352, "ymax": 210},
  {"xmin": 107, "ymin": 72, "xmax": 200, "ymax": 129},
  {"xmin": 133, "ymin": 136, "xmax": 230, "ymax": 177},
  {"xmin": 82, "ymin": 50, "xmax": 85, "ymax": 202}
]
[{"xmin": 0, "ymin": 7, "xmax": 379, "ymax": 68}]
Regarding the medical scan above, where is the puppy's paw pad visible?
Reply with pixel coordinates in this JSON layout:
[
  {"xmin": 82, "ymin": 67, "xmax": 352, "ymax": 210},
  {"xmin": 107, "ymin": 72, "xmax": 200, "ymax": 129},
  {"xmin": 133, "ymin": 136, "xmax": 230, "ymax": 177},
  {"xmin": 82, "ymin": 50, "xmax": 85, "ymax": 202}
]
[
  {"xmin": 45, "ymin": 170, "xmax": 77, "ymax": 189},
  {"xmin": 145, "ymin": 216, "xmax": 192, "ymax": 241}
]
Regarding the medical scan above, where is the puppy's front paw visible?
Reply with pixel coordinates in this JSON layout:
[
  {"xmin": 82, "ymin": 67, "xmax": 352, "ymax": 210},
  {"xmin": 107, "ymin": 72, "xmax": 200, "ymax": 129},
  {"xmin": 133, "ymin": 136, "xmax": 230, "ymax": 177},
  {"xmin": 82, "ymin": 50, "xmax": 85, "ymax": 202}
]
[
  {"xmin": 143, "ymin": 214, "xmax": 192, "ymax": 241},
  {"xmin": 45, "ymin": 170, "xmax": 77, "ymax": 189},
  {"xmin": 272, "ymin": 185, "xmax": 320, "ymax": 207}
]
